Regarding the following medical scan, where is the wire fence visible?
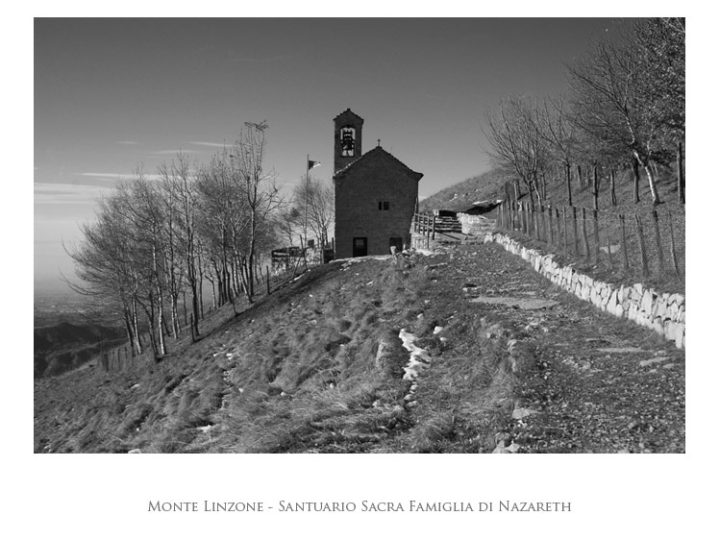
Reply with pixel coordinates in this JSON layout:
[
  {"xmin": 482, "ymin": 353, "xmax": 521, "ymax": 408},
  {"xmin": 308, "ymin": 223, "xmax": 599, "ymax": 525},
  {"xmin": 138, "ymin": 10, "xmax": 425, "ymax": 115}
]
[{"xmin": 495, "ymin": 199, "xmax": 685, "ymax": 287}]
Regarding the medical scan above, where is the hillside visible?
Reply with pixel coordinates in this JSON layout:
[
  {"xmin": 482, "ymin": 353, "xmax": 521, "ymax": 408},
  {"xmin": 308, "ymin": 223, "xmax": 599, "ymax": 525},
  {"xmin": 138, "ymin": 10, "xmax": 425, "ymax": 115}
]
[
  {"xmin": 34, "ymin": 242, "xmax": 684, "ymax": 453},
  {"xmin": 420, "ymin": 168, "xmax": 512, "ymax": 212},
  {"xmin": 422, "ymin": 164, "xmax": 684, "ymax": 293}
]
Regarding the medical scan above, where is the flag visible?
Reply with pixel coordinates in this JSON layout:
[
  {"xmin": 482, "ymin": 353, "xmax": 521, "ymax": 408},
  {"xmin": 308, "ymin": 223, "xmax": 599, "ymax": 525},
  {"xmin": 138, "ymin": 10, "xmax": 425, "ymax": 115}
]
[{"xmin": 307, "ymin": 159, "xmax": 321, "ymax": 171}]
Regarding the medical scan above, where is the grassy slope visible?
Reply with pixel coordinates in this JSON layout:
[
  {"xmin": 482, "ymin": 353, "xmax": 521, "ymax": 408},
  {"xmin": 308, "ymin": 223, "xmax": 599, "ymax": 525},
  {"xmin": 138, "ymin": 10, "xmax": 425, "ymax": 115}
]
[
  {"xmin": 419, "ymin": 169, "xmax": 512, "ymax": 213},
  {"xmin": 422, "ymin": 165, "xmax": 685, "ymax": 293},
  {"xmin": 34, "ymin": 242, "xmax": 684, "ymax": 454},
  {"xmin": 34, "ymin": 252, "xmax": 515, "ymax": 453}
]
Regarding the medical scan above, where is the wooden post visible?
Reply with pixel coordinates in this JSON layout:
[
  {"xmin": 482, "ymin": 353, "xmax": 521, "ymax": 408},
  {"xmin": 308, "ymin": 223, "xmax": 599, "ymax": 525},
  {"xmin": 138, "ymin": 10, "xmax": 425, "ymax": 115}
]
[
  {"xmin": 431, "ymin": 214, "xmax": 436, "ymax": 240},
  {"xmin": 266, "ymin": 266, "xmax": 271, "ymax": 295},
  {"xmin": 581, "ymin": 207, "xmax": 590, "ymax": 259},
  {"xmin": 572, "ymin": 206, "xmax": 579, "ymax": 255},
  {"xmin": 532, "ymin": 204, "xmax": 538, "ymax": 239},
  {"xmin": 667, "ymin": 209, "xmax": 680, "ymax": 275},
  {"xmin": 677, "ymin": 140, "xmax": 685, "ymax": 204},
  {"xmin": 525, "ymin": 202, "xmax": 530, "ymax": 235},
  {"xmin": 620, "ymin": 214, "xmax": 630, "ymax": 272},
  {"xmin": 555, "ymin": 207, "xmax": 561, "ymax": 248},
  {"xmin": 562, "ymin": 206, "xmax": 568, "ymax": 254},
  {"xmin": 651, "ymin": 209, "xmax": 665, "ymax": 274},
  {"xmin": 592, "ymin": 209, "xmax": 600, "ymax": 264},
  {"xmin": 635, "ymin": 215, "xmax": 649, "ymax": 277},
  {"xmin": 606, "ymin": 234, "xmax": 613, "ymax": 267},
  {"xmin": 547, "ymin": 204, "xmax": 554, "ymax": 246},
  {"xmin": 632, "ymin": 159, "xmax": 641, "ymax": 204},
  {"xmin": 592, "ymin": 164, "xmax": 599, "ymax": 211}
]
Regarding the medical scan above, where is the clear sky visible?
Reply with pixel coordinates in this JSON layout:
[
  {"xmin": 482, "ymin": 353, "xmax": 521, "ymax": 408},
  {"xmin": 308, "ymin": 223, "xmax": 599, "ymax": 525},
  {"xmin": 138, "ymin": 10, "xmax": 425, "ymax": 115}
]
[{"xmin": 34, "ymin": 17, "xmax": 632, "ymax": 294}]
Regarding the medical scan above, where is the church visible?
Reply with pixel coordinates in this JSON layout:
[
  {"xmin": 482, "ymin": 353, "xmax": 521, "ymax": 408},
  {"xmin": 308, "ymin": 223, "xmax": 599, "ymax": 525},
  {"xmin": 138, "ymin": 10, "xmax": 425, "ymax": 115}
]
[{"xmin": 332, "ymin": 109, "xmax": 423, "ymax": 258}]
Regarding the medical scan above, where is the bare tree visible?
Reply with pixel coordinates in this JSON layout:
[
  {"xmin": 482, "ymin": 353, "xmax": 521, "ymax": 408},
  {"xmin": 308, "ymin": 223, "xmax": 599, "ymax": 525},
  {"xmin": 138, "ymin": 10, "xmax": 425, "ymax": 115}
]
[
  {"xmin": 537, "ymin": 98, "xmax": 580, "ymax": 206},
  {"xmin": 231, "ymin": 121, "xmax": 280, "ymax": 300},
  {"xmin": 292, "ymin": 176, "xmax": 334, "ymax": 249},
  {"xmin": 569, "ymin": 41, "xmax": 664, "ymax": 204},
  {"xmin": 485, "ymin": 97, "xmax": 550, "ymax": 207}
]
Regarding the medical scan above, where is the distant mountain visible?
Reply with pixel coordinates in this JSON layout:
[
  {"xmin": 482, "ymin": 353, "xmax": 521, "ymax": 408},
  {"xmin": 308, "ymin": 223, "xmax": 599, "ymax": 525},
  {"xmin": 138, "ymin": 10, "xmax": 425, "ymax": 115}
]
[
  {"xmin": 420, "ymin": 168, "xmax": 512, "ymax": 212},
  {"xmin": 34, "ymin": 321, "xmax": 125, "ymax": 378}
]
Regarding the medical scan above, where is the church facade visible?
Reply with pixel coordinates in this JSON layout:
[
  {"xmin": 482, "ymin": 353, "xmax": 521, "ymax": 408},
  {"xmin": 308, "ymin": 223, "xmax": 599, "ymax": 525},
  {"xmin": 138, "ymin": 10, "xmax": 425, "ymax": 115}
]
[{"xmin": 332, "ymin": 109, "xmax": 423, "ymax": 258}]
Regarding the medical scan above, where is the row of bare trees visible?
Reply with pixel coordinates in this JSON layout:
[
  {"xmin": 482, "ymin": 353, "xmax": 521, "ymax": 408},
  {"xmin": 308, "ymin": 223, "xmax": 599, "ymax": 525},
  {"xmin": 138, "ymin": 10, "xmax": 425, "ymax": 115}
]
[
  {"xmin": 486, "ymin": 18, "xmax": 685, "ymax": 208},
  {"xmin": 278, "ymin": 176, "xmax": 335, "ymax": 251},
  {"xmin": 70, "ymin": 122, "xmax": 282, "ymax": 359}
]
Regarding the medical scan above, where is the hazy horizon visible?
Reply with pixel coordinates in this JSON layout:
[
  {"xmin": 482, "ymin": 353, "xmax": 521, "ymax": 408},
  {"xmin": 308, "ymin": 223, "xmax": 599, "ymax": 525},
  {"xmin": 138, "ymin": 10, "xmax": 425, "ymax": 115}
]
[{"xmin": 34, "ymin": 17, "xmax": 633, "ymax": 296}]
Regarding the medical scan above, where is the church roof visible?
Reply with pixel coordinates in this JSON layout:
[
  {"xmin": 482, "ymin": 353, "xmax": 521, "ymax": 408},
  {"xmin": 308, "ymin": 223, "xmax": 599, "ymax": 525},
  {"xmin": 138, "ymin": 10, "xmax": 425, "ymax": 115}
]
[
  {"xmin": 333, "ymin": 108, "xmax": 365, "ymax": 124},
  {"xmin": 333, "ymin": 146, "xmax": 423, "ymax": 182}
]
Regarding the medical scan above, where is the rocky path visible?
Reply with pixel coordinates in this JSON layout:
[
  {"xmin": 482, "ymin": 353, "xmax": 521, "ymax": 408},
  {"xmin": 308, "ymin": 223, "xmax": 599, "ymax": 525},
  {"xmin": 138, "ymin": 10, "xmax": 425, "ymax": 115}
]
[{"xmin": 424, "ymin": 242, "xmax": 685, "ymax": 453}]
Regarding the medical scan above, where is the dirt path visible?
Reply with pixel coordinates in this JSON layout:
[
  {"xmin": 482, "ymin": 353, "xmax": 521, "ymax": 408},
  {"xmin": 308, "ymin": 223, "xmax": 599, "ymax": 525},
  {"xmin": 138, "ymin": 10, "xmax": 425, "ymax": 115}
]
[{"xmin": 423, "ymin": 242, "xmax": 685, "ymax": 453}]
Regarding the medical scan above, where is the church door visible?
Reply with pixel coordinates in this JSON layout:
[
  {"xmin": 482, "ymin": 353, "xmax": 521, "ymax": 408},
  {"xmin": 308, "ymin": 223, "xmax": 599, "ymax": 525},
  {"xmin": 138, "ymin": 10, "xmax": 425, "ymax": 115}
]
[
  {"xmin": 352, "ymin": 237, "xmax": 368, "ymax": 257},
  {"xmin": 389, "ymin": 237, "xmax": 403, "ymax": 253}
]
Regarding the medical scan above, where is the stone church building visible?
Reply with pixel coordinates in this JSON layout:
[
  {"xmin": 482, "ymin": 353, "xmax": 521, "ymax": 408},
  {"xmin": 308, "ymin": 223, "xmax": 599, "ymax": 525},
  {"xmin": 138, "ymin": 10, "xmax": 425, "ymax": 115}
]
[{"xmin": 332, "ymin": 109, "xmax": 423, "ymax": 258}]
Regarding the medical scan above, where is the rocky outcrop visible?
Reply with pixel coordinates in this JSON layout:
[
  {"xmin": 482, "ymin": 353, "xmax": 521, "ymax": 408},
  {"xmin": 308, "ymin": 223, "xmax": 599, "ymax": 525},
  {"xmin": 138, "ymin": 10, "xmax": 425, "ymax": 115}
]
[{"xmin": 484, "ymin": 232, "xmax": 685, "ymax": 349}]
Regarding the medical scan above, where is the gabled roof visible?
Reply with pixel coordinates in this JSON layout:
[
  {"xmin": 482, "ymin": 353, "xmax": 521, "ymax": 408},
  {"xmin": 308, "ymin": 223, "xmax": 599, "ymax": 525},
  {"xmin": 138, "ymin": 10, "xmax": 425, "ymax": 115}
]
[
  {"xmin": 333, "ymin": 146, "xmax": 423, "ymax": 182},
  {"xmin": 333, "ymin": 108, "xmax": 364, "ymax": 124}
]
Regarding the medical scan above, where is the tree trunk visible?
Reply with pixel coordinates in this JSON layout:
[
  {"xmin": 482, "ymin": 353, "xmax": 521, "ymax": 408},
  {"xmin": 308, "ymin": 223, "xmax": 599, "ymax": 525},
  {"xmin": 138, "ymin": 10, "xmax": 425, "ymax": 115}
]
[
  {"xmin": 131, "ymin": 299, "xmax": 142, "ymax": 355},
  {"xmin": 634, "ymin": 151, "xmax": 661, "ymax": 205},
  {"xmin": 156, "ymin": 300, "xmax": 166, "ymax": 357},
  {"xmin": 610, "ymin": 169, "xmax": 617, "ymax": 206}
]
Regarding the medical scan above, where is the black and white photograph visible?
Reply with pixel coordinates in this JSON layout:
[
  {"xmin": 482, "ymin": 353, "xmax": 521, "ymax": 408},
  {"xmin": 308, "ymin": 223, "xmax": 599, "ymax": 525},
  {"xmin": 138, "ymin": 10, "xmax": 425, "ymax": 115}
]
[
  {"xmin": 6, "ymin": 3, "xmax": 717, "ymax": 539},
  {"xmin": 34, "ymin": 16, "xmax": 686, "ymax": 454}
]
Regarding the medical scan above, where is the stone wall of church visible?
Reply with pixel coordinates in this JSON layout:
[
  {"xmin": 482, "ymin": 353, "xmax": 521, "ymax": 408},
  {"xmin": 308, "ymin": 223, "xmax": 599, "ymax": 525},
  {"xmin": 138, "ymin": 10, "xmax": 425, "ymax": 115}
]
[{"xmin": 334, "ymin": 158, "xmax": 418, "ymax": 259}]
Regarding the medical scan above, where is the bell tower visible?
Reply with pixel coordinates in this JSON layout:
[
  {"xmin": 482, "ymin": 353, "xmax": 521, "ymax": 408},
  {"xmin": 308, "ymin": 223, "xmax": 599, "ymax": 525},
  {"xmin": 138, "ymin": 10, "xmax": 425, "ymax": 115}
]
[{"xmin": 333, "ymin": 108, "xmax": 364, "ymax": 173}]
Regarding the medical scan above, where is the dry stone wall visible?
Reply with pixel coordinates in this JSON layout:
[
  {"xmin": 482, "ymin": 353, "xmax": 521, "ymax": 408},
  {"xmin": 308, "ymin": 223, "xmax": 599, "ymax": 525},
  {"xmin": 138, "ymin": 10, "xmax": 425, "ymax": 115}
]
[{"xmin": 484, "ymin": 232, "xmax": 685, "ymax": 349}]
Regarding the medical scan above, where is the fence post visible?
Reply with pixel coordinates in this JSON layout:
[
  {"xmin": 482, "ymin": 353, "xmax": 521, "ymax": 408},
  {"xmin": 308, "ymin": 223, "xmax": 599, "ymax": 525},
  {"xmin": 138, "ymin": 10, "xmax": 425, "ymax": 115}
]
[
  {"xmin": 545, "ymin": 204, "xmax": 553, "ymax": 245},
  {"xmin": 581, "ymin": 207, "xmax": 589, "ymax": 259},
  {"xmin": 667, "ymin": 209, "xmax": 680, "ymax": 276},
  {"xmin": 431, "ymin": 214, "xmax": 436, "ymax": 240},
  {"xmin": 572, "ymin": 206, "xmax": 579, "ymax": 255},
  {"xmin": 555, "ymin": 207, "xmax": 561, "ymax": 249},
  {"xmin": 562, "ymin": 206, "xmax": 568, "ymax": 254},
  {"xmin": 266, "ymin": 266, "xmax": 271, "ymax": 295},
  {"xmin": 677, "ymin": 140, "xmax": 685, "ymax": 204},
  {"xmin": 620, "ymin": 214, "xmax": 630, "ymax": 272},
  {"xmin": 525, "ymin": 202, "xmax": 531, "ymax": 236},
  {"xmin": 651, "ymin": 209, "xmax": 665, "ymax": 275},
  {"xmin": 530, "ymin": 204, "xmax": 537, "ymax": 240},
  {"xmin": 548, "ymin": 204, "xmax": 554, "ymax": 245},
  {"xmin": 635, "ymin": 214, "xmax": 649, "ymax": 278},
  {"xmin": 606, "ymin": 233, "xmax": 613, "ymax": 267},
  {"xmin": 592, "ymin": 209, "xmax": 600, "ymax": 264}
]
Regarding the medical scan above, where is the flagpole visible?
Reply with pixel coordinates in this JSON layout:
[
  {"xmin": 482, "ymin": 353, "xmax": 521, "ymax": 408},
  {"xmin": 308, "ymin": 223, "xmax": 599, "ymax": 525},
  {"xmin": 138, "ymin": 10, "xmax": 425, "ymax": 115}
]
[{"xmin": 304, "ymin": 154, "xmax": 309, "ymax": 250}]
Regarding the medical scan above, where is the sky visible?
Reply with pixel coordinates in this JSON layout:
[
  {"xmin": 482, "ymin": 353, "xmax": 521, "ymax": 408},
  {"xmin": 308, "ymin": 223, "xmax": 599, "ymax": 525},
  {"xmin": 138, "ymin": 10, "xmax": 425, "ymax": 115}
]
[{"xmin": 34, "ymin": 17, "xmax": 633, "ymax": 294}]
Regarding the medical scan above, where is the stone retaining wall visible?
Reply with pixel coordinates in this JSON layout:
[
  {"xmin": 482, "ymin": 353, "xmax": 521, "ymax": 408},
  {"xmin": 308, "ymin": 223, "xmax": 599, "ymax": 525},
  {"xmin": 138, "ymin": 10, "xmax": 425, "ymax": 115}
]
[{"xmin": 484, "ymin": 232, "xmax": 685, "ymax": 349}]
